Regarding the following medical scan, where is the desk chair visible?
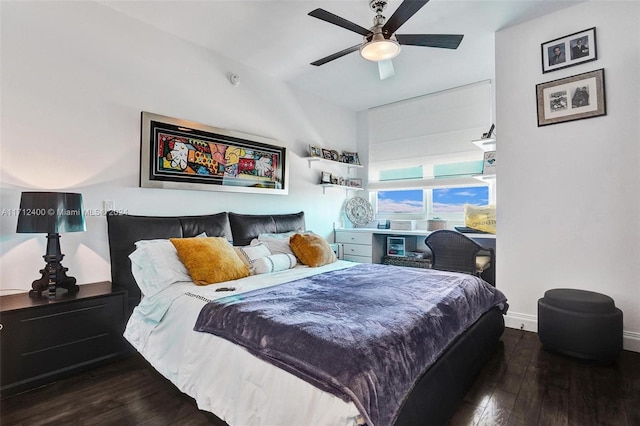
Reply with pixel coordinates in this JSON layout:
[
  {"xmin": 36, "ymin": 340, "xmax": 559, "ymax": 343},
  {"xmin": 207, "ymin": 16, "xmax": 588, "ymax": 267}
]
[{"xmin": 425, "ymin": 230, "xmax": 495, "ymax": 285}]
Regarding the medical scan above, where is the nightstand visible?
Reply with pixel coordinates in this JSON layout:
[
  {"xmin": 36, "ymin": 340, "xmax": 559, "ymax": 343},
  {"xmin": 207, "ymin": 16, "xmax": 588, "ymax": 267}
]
[{"xmin": 0, "ymin": 281, "xmax": 128, "ymax": 397}]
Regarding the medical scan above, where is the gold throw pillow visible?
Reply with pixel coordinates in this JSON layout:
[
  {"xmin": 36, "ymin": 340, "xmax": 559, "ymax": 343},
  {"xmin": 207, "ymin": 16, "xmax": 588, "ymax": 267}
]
[
  {"xmin": 289, "ymin": 233, "xmax": 337, "ymax": 267},
  {"xmin": 170, "ymin": 237, "xmax": 249, "ymax": 285}
]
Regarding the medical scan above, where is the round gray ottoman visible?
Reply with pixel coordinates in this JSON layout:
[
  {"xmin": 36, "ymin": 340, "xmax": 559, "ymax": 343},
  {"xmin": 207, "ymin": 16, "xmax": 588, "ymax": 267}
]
[{"xmin": 537, "ymin": 288, "xmax": 623, "ymax": 362}]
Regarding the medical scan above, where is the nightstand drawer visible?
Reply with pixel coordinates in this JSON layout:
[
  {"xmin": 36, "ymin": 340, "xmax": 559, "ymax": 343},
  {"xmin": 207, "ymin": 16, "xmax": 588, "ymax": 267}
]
[
  {"xmin": 0, "ymin": 283, "xmax": 127, "ymax": 396},
  {"xmin": 342, "ymin": 243, "xmax": 372, "ymax": 257},
  {"xmin": 6, "ymin": 297, "xmax": 121, "ymax": 352},
  {"xmin": 335, "ymin": 231, "xmax": 372, "ymax": 245}
]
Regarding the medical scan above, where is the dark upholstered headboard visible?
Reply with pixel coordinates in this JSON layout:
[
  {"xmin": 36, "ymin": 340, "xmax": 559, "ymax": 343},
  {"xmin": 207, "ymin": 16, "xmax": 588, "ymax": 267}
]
[{"xmin": 106, "ymin": 211, "xmax": 305, "ymax": 313}]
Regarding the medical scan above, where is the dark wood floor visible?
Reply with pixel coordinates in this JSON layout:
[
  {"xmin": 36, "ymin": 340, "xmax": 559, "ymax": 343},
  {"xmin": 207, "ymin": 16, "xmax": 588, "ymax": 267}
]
[{"xmin": 2, "ymin": 329, "xmax": 639, "ymax": 426}]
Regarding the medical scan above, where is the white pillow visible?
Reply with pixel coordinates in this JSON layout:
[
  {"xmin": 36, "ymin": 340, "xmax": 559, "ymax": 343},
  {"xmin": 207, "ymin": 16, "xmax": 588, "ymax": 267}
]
[
  {"xmin": 129, "ymin": 239, "xmax": 192, "ymax": 297},
  {"xmin": 256, "ymin": 232, "xmax": 296, "ymax": 256},
  {"xmin": 234, "ymin": 243, "xmax": 272, "ymax": 274},
  {"xmin": 252, "ymin": 254, "xmax": 297, "ymax": 275}
]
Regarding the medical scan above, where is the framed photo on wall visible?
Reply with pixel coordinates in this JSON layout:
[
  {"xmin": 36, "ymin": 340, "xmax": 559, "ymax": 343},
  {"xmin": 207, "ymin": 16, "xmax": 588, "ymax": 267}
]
[
  {"xmin": 536, "ymin": 68, "xmax": 606, "ymax": 126},
  {"xmin": 541, "ymin": 27, "xmax": 597, "ymax": 73}
]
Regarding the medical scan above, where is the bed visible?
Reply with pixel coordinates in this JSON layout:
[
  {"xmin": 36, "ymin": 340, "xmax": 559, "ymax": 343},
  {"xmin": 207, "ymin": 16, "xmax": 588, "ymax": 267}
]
[{"xmin": 107, "ymin": 211, "xmax": 507, "ymax": 426}]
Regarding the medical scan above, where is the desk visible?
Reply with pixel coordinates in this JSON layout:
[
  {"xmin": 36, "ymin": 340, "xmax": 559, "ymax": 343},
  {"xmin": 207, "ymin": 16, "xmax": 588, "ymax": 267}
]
[{"xmin": 334, "ymin": 228, "xmax": 496, "ymax": 282}]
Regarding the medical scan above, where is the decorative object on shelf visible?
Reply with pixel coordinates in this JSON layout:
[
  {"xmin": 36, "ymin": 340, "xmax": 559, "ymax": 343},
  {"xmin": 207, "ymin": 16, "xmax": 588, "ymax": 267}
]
[
  {"xmin": 541, "ymin": 27, "xmax": 597, "ymax": 74},
  {"xmin": 343, "ymin": 151, "xmax": 361, "ymax": 165},
  {"xmin": 348, "ymin": 178, "xmax": 363, "ymax": 188},
  {"xmin": 16, "ymin": 192, "xmax": 86, "ymax": 299},
  {"xmin": 481, "ymin": 124, "xmax": 495, "ymax": 139},
  {"xmin": 140, "ymin": 112, "xmax": 288, "ymax": 194},
  {"xmin": 536, "ymin": 68, "xmax": 606, "ymax": 127},
  {"xmin": 322, "ymin": 148, "xmax": 332, "ymax": 160},
  {"xmin": 482, "ymin": 151, "xmax": 497, "ymax": 175},
  {"xmin": 344, "ymin": 197, "xmax": 374, "ymax": 226},
  {"xmin": 377, "ymin": 220, "xmax": 390, "ymax": 229},
  {"xmin": 309, "ymin": 145, "xmax": 322, "ymax": 157},
  {"xmin": 329, "ymin": 150, "xmax": 340, "ymax": 162},
  {"xmin": 321, "ymin": 171, "xmax": 332, "ymax": 183},
  {"xmin": 427, "ymin": 218, "xmax": 447, "ymax": 231}
]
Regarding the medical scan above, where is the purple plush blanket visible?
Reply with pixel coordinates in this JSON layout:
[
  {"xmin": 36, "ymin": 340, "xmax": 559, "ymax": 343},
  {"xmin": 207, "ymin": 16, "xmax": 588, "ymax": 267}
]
[{"xmin": 194, "ymin": 263, "xmax": 507, "ymax": 426}]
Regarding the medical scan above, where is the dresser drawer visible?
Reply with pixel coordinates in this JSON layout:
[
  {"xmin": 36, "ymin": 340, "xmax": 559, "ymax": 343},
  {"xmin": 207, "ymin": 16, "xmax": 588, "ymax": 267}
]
[
  {"xmin": 344, "ymin": 254, "xmax": 372, "ymax": 263},
  {"xmin": 335, "ymin": 231, "xmax": 372, "ymax": 245},
  {"xmin": 343, "ymin": 243, "xmax": 372, "ymax": 257}
]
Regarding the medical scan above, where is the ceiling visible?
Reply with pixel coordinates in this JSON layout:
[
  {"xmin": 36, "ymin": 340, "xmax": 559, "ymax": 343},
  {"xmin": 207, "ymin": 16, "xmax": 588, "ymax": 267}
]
[{"xmin": 102, "ymin": 0, "xmax": 583, "ymax": 111}]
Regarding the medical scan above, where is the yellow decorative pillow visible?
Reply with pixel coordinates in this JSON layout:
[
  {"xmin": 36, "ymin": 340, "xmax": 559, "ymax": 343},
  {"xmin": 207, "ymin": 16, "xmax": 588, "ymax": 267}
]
[
  {"xmin": 289, "ymin": 233, "xmax": 337, "ymax": 267},
  {"xmin": 170, "ymin": 237, "xmax": 249, "ymax": 285}
]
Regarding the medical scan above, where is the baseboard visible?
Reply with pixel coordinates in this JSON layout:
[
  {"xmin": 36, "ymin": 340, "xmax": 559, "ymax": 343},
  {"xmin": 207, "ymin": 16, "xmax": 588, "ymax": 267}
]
[{"xmin": 504, "ymin": 311, "xmax": 640, "ymax": 353}]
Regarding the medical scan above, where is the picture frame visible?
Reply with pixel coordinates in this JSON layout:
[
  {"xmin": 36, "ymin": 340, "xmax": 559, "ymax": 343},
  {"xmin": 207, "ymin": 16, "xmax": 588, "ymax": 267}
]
[
  {"xmin": 321, "ymin": 149, "xmax": 332, "ymax": 160},
  {"xmin": 343, "ymin": 151, "xmax": 361, "ymax": 165},
  {"xmin": 536, "ymin": 68, "xmax": 606, "ymax": 127},
  {"xmin": 321, "ymin": 171, "xmax": 332, "ymax": 183},
  {"xmin": 309, "ymin": 145, "xmax": 322, "ymax": 157},
  {"xmin": 482, "ymin": 151, "xmax": 496, "ymax": 175},
  {"xmin": 541, "ymin": 27, "xmax": 597, "ymax": 73},
  {"xmin": 140, "ymin": 112, "xmax": 288, "ymax": 194},
  {"xmin": 348, "ymin": 178, "xmax": 363, "ymax": 188}
]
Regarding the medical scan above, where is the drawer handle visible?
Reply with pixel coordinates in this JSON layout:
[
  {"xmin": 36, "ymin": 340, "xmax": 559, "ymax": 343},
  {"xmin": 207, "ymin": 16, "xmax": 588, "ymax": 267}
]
[{"xmin": 0, "ymin": 323, "xmax": 3, "ymax": 331}]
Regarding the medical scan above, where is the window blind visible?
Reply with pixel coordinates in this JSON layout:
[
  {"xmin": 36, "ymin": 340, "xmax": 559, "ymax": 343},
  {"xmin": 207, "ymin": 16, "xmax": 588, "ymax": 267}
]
[{"xmin": 368, "ymin": 80, "xmax": 493, "ymax": 185}]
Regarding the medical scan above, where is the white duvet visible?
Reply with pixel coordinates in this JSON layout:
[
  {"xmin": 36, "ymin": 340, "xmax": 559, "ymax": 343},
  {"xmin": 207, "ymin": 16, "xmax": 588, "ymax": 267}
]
[{"xmin": 124, "ymin": 260, "xmax": 363, "ymax": 426}]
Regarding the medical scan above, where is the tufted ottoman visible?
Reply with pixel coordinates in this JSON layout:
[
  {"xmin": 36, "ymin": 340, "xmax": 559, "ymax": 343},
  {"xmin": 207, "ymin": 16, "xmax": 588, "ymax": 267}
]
[{"xmin": 538, "ymin": 288, "xmax": 623, "ymax": 362}]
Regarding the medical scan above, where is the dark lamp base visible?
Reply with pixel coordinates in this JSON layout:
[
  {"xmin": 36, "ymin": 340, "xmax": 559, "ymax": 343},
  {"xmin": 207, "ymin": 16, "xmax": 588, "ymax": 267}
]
[
  {"xmin": 28, "ymin": 233, "xmax": 80, "ymax": 299},
  {"xmin": 29, "ymin": 264, "xmax": 79, "ymax": 298}
]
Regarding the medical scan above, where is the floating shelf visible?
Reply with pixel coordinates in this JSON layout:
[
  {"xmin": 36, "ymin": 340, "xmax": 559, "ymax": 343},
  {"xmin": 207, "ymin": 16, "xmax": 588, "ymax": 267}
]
[
  {"xmin": 473, "ymin": 174, "xmax": 496, "ymax": 182},
  {"xmin": 304, "ymin": 156, "xmax": 363, "ymax": 172},
  {"xmin": 367, "ymin": 176, "xmax": 487, "ymax": 190},
  {"xmin": 471, "ymin": 138, "xmax": 496, "ymax": 151},
  {"xmin": 319, "ymin": 183, "xmax": 364, "ymax": 195}
]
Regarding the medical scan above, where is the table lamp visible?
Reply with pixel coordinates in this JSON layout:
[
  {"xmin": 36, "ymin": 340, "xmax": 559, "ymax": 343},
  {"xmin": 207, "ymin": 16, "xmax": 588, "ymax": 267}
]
[{"xmin": 16, "ymin": 192, "xmax": 86, "ymax": 298}]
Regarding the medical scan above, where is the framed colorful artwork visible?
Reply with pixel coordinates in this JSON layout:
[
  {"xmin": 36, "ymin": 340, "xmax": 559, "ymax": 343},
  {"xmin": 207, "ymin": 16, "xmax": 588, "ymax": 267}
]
[{"xmin": 140, "ymin": 112, "xmax": 288, "ymax": 194}]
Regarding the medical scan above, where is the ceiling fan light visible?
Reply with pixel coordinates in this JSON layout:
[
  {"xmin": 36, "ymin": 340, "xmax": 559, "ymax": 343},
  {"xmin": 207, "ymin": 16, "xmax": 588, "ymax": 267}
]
[{"xmin": 360, "ymin": 39, "xmax": 400, "ymax": 62}]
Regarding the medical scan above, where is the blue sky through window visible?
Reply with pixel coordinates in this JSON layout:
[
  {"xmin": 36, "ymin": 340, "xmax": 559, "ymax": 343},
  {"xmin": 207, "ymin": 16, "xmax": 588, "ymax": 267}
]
[
  {"xmin": 377, "ymin": 189, "xmax": 424, "ymax": 214},
  {"xmin": 433, "ymin": 186, "xmax": 489, "ymax": 213}
]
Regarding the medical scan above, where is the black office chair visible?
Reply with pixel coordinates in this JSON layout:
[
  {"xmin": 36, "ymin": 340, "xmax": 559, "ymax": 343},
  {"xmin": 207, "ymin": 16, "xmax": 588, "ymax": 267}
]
[{"xmin": 425, "ymin": 230, "xmax": 495, "ymax": 285}]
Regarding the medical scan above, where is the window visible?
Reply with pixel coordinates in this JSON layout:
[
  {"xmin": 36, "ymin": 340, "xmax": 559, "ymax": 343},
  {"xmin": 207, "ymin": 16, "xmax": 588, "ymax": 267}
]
[
  {"xmin": 374, "ymin": 185, "xmax": 492, "ymax": 223},
  {"xmin": 432, "ymin": 186, "xmax": 489, "ymax": 214},
  {"xmin": 376, "ymin": 189, "xmax": 424, "ymax": 214}
]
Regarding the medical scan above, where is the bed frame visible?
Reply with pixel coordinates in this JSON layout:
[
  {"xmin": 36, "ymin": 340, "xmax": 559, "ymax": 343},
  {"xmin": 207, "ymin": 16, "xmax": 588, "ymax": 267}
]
[{"xmin": 106, "ymin": 211, "xmax": 505, "ymax": 425}]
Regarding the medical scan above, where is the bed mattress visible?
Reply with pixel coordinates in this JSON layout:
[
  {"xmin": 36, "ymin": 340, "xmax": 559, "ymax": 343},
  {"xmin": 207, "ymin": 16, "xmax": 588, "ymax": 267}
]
[{"xmin": 124, "ymin": 261, "xmax": 362, "ymax": 426}]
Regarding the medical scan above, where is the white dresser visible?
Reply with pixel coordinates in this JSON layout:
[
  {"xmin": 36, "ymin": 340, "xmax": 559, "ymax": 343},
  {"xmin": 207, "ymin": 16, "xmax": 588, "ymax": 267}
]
[{"xmin": 334, "ymin": 230, "xmax": 373, "ymax": 263}]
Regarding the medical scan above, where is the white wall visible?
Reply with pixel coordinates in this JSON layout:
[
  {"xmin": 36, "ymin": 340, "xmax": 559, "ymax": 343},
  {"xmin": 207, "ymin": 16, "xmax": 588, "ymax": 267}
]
[
  {"xmin": 496, "ymin": 1, "xmax": 640, "ymax": 350},
  {"xmin": 0, "ymin": 1, "xmax": 357, "ymax": 292}
]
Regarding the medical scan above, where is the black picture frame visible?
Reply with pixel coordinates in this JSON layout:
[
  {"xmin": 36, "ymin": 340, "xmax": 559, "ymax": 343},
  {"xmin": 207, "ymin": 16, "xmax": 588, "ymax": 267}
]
[
  {"xmin": 541, "ymin": 27, "xmax": 597, "ymax": 73},
  {"xmin": 536, "ymin": 68, "xmax": 606, "ymax": 127},
  {"xmin": 140, "ymin": 112, "xmax": 288, "ymax": 194}
]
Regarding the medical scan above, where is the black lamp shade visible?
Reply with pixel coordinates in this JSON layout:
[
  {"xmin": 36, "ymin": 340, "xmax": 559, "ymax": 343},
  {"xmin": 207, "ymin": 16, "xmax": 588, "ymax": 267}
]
[{"xmin": 16, "ymin": 192, "xmax": 86, "ymax": 234}]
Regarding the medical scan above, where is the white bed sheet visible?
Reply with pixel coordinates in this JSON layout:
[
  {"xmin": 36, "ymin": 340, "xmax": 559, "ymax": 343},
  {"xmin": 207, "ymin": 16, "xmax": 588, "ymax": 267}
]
[{"xmin": 124, "ymin": 260, "xmax": 362, "ymax": 426}]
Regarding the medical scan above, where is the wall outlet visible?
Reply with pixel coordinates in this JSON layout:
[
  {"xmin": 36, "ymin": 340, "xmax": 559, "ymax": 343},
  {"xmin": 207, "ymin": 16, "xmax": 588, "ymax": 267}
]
[{"xmin": 103, "ymin": 200, "xmax": 115, "ymax": 212}]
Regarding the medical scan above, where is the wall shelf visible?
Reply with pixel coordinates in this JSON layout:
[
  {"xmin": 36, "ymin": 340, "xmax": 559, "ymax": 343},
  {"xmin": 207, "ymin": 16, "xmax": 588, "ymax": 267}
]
[
  {"xmin": 319, "ymin": 183, "xmax": 364, "ymax": 195},
  {"xmin": 304, "ymin": 156, "xmax": 363, "ymax": 172},
  {"xmin": 471, "ymin": 137, "xmax": 496, "ymax": 151}
]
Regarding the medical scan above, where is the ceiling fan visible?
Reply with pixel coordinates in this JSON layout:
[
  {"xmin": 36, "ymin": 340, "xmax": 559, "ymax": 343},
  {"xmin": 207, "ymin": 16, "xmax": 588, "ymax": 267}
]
[{"xmin": 308, "ymin": 0, "xmax": 463, "ymax": 80}]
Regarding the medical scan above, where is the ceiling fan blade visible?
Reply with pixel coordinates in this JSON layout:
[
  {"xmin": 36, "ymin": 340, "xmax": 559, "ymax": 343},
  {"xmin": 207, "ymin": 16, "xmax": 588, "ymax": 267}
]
[
  {"xmin": 382, "ymin": 0, "xmax": 430, "ymax": 36},
  {"xmin": 308, "ymin": 9, "xmax": 371, "ymax": 37},
  {"xmin": 396, "ymin": 34, "xmax": 464, "ymax": 49},
  {"xmin": 311, "ymin": 44, "xmax": 361, "ymax": 66},
  {"xmin": 378, "ymin": 59, "xmax": 395, "ymax": 80}
]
